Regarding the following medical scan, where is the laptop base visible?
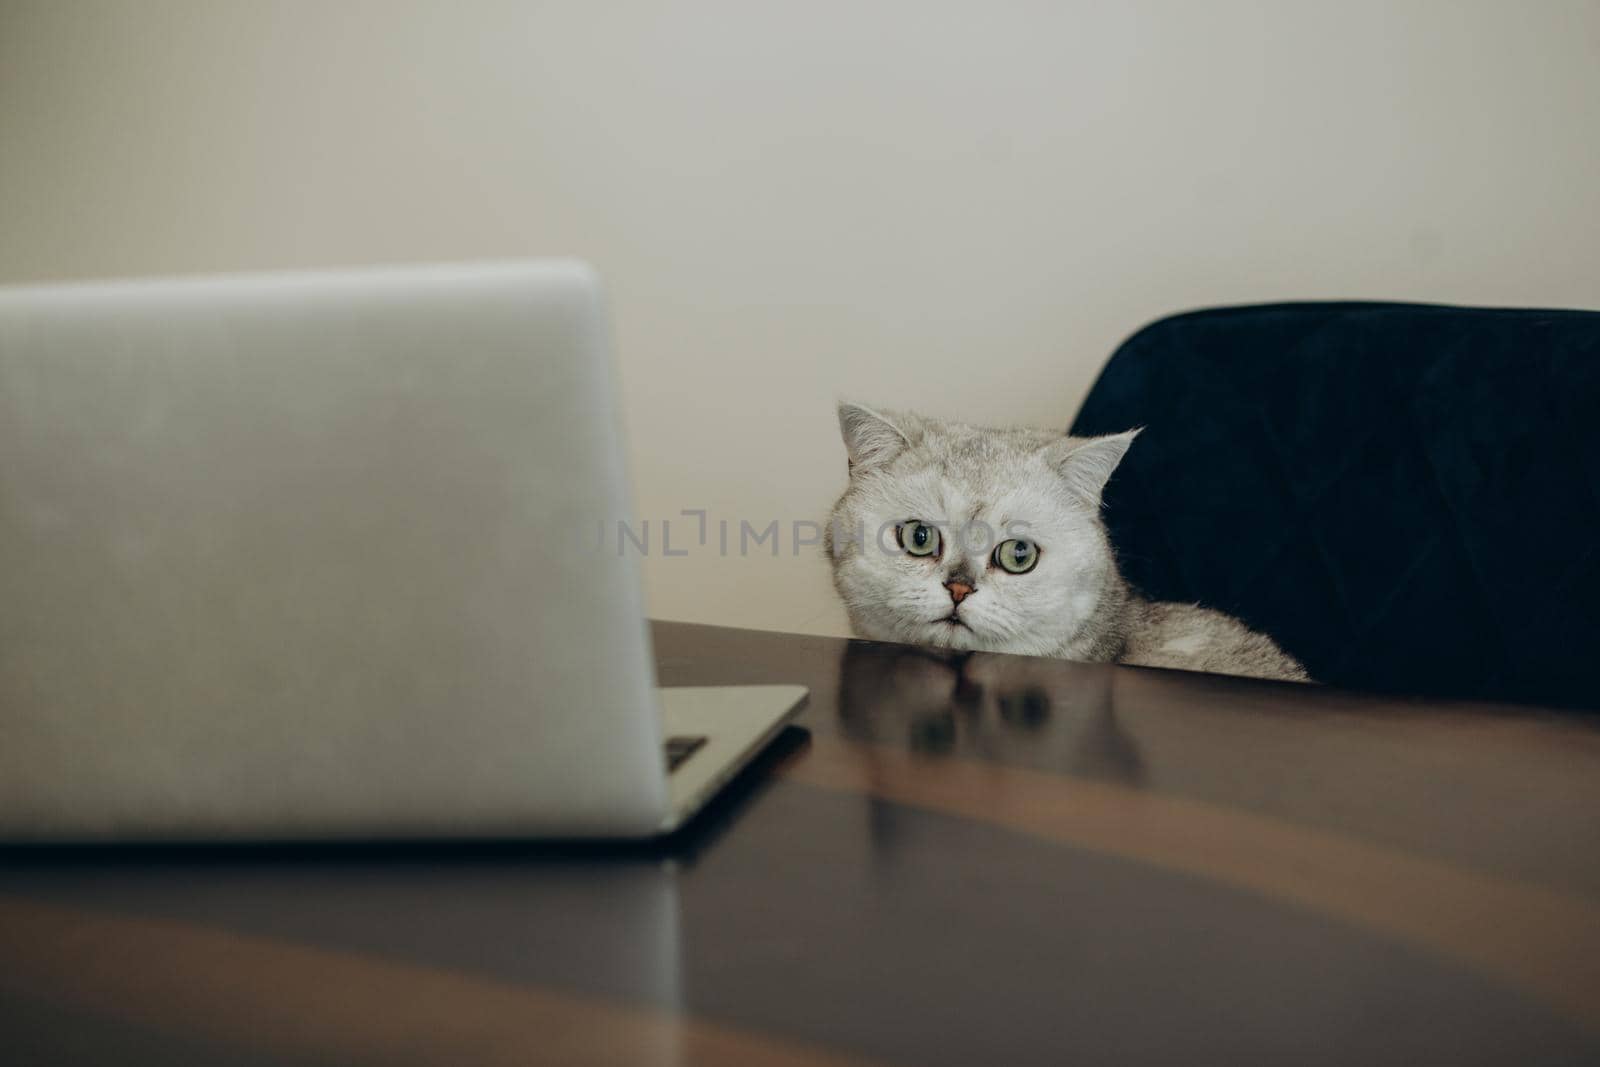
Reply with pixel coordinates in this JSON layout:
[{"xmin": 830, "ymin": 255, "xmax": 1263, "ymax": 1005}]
[{"xmin": 658, "ymin": 685, "xmax": 808, "ymax": 833}]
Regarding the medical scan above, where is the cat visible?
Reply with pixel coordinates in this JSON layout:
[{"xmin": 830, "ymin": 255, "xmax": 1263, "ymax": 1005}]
[{"xmin": 825, "ymin": 403, "xmax": 1310, "ymax": 682}]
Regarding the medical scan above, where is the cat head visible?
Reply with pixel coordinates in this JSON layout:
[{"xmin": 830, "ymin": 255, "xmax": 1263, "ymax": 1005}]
[{"xmin": 825, "ymin": 402, "xmax": 1138, "ymax": 657}]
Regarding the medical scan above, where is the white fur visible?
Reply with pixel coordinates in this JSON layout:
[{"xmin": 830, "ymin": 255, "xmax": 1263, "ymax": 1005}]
[
  {"xmin": 827, "ymin": 404, "xmax": 1135, "ymax": 659},
  {"xmin": 825, "ymin": 403, "xmax": 1311, "ymax": 682}
]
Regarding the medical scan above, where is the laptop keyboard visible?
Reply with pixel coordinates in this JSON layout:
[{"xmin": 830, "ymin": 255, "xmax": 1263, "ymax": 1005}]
[{"xmin": 664, "ymin": 735, "xmax": 708, "ymax": 773}]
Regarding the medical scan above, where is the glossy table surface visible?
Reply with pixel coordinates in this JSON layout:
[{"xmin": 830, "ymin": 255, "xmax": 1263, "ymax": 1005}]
[{"xmin": 5, "ymin": 621, "xmax": 1600, "ymax": 1065}]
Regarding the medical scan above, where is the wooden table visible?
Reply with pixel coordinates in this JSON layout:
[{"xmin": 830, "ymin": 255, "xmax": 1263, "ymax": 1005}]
[{"xmin": 5, "ymin": 621, "xmax": 1600, "ymax": 1065}]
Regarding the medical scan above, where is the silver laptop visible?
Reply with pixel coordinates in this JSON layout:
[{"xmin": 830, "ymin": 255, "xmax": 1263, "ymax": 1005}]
[{"xmin": 0, "ymin": 261, "xmax": 805, "ymax": 840}]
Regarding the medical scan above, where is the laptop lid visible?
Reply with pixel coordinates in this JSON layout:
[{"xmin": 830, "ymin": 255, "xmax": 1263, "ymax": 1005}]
[{"xmin": 0, "ymin": 261, "xmax": 670, "ymax": 839}]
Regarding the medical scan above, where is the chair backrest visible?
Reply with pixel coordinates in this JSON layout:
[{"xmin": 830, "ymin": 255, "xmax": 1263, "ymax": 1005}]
[{"xmin": 1070, "ymin": 301, "xmax": 1600, "ymax": 708}]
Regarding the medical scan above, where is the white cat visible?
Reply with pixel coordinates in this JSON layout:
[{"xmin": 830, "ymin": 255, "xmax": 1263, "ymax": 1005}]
[{"xmin": 825, "ymin": 403, "xmax": 1309, "ymax": 682}]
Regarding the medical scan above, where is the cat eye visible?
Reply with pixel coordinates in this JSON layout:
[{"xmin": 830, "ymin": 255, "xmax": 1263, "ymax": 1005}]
[
  {"xmin": 993, "ymin": 538, "xmax": 1039, "ymax": 575},
  {"xmin": 897, "ymin": 521, "xmax": 942, "ymax": 559}
]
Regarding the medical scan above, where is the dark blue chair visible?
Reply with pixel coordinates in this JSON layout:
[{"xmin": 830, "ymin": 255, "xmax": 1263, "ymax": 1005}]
[{"xmin": 1070, "ymin": 302, "xmax": 1600, "ymax": 708}]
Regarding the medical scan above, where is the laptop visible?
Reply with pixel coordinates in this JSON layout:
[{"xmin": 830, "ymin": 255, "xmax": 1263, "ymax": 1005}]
[{"xmin": 0, "ymin": 260, "xmax": 806, "ymax": 840}]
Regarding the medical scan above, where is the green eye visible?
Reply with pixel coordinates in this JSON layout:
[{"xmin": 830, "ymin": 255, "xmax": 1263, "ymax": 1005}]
[
  {"xmin": 897, "ymin": 520, "xmax": 942, "ymax": 558},
  {"xmin": 993, "ymin": 538, "xmax": 1039, "ymax": 574}
]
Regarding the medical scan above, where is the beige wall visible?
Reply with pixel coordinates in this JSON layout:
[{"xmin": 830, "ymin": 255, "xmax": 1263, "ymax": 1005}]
[{"xmin": 4, "ymin": 0, "xmax": 1598, "ymax": 637}]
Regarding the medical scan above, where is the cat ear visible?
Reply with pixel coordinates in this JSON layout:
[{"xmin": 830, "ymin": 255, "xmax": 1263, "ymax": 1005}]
[
  {"xmin": 837, "ymin": 402, "xmax": 910, "ymax": 472},
  {"xmin": 1045, "ymin": 429, "xmax": 1141, "ymax": 505}
]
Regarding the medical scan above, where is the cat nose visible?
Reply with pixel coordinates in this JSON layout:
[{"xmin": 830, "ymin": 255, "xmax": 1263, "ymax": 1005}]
[{"xmin": 945, "ymin": 580, "xmax": 974, "ymax": 605}]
